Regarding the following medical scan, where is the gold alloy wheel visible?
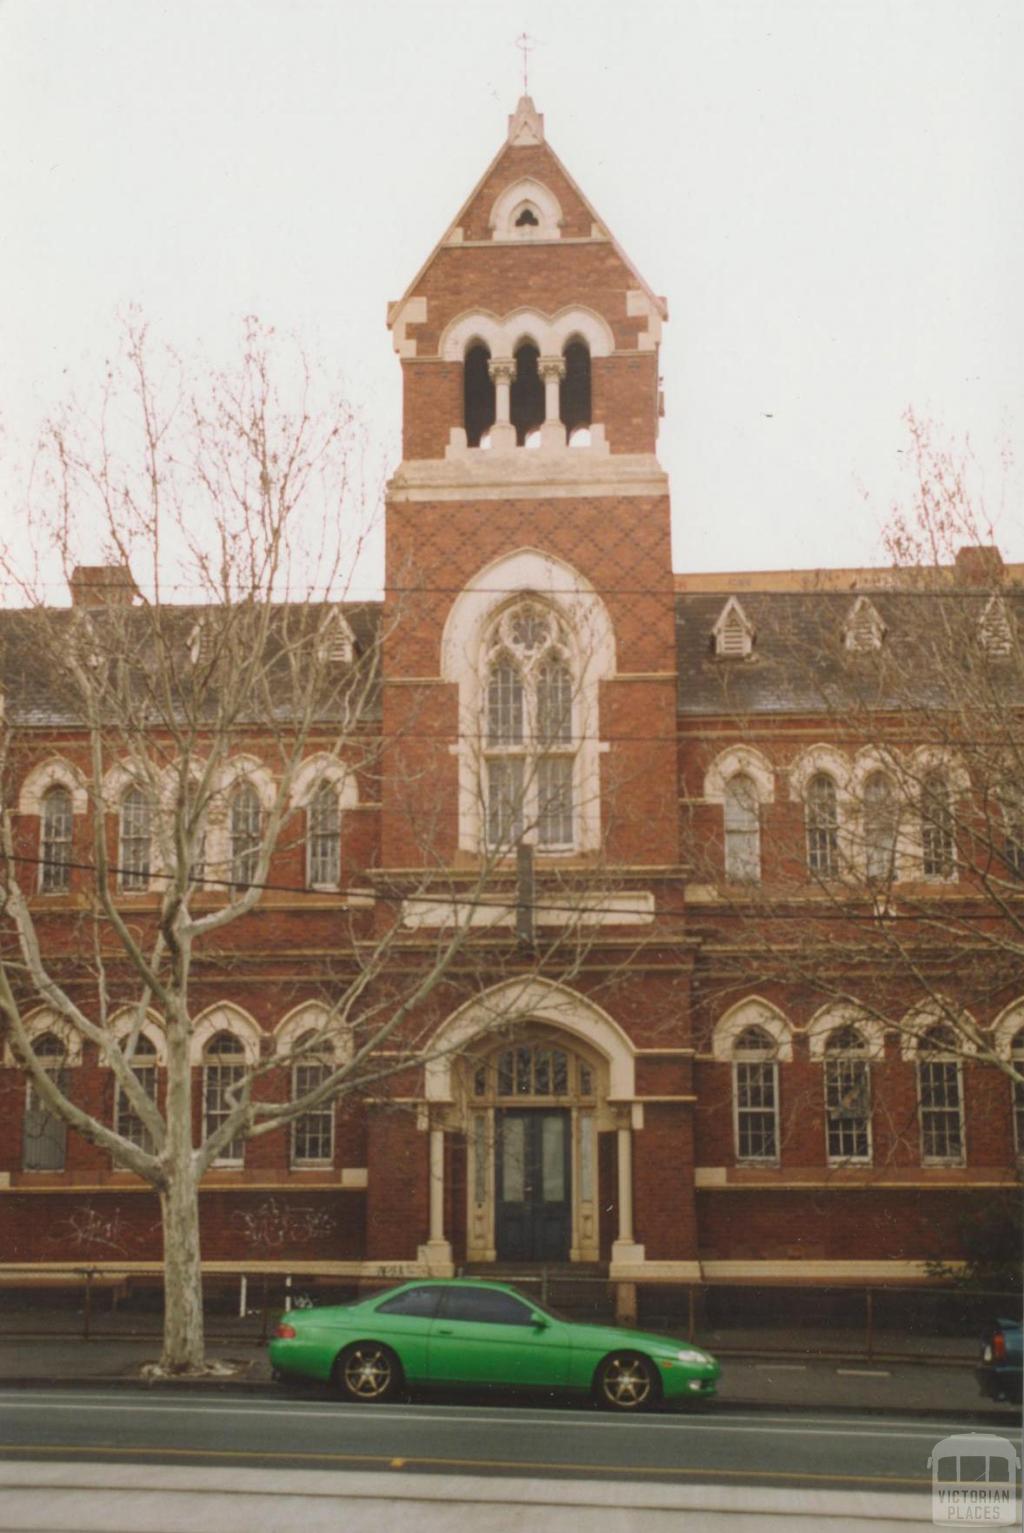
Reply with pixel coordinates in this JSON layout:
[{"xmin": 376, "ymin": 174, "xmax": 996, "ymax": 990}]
[
  {"xmin": 339, "ymin": 1343, "xmax": 398, "ymax": 1402},
  {"xmin": 596, "ymin": 1352, "xmax": 656, "ymax": 1410}
]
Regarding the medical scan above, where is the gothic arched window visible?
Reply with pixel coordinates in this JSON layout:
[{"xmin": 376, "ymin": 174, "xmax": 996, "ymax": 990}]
[
  {"xmin": 229, "ymin": 784, "xmax": 261, "ymax": 892},
  {"xmin": 203, "ymin": 1030, "xmax": 246, "ymax": 1164},
  {"xmin": 916, "ymin": 1024, "xmax": 963, "ymax": 1164},
  {"xmin": 40, "ymin": 785, "xmax": 73, "ymax": 893},
  {"xmin": 307, "ymin": 781, "xmax": 341, "ymax": 888},
  {"xmin": 723, "ymin": 773, "xmax": 760, "ymax": 882},
  {"xmin": 806, "ymin": 772, "xmax": 839, "ymax": 878},
  {"xmin": 823, "ymin": 1025, "xmax": 871, "ymax": 1162},
  {"xmin": 290, "ymin": 1030, "xmax": 334, "ymax": 1165},
  {"xmin": 863, "ymin": 771, "xmax": 897, "ymax": 882},
  {"xmin": 732, "ymin": 1024, "xmax": 779, "ymax": 1163},
  {"xmin": 921, "ymin": 771, "xmax": 955, "ymax": 878},
  {"xmin": 509, "ymin": 342, "xmax": 544, "ymax": 445},
  {"xmin": 22, "ymin": 1031, "xmax": 68, "ymax": 1171},
  {"xmin": 119, "ymin": 784, "xmax": 153, "ymax": 892},
  {"xmin": 483, "ymin": 601, "xmax": 575, "ymax": 850},
  {"xmin": 115, "ymin": 1033, "xmax": 159, "ymax": 1153}
]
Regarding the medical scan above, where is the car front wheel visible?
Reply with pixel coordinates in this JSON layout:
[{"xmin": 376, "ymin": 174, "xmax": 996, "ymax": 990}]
[
  {"xmin": 594, "ymin": 1351, "xmax": 658, "ymax": 1411},
  {"xmin": 335, "ymin": 1341, "xmax": 402, "ymax": 1403}
]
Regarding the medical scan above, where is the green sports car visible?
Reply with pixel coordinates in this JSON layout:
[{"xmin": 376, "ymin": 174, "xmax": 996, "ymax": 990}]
[{"xmin": 269, "ymin": 1278, "xmax": 720, "ymax": 1411}]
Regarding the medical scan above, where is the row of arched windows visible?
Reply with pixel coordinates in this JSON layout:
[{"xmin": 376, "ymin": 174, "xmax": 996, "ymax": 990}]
[
  {"xmin": 716, "ymin": 1010, "xmax": 1024, "ymax": 1167},
  {"xmin": 712, "ymin": 750, "xmax": 1018, "ymax": 885},
  {"xmin": 34, "ymin": 777, "xmax": 344, "ymax": 895},
  {"xmin": 19, "ymin": 1026, "xmax": 337, "ymax": 1171}
]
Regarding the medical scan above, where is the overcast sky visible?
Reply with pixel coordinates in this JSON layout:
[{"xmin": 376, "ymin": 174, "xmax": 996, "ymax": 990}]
[{"xmin": 2, "ymin": 0, "xmax": 1021, "ymax": 592}]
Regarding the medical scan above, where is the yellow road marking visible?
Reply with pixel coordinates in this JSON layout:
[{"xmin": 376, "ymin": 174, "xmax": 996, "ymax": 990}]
[
  {"xmin": 391, "ymin": 1458, "xmax": 406, "ymax": 1467},
  {"xmin": 0, "ymin": 1443, "xmax": 930, "ymax": 1489}
]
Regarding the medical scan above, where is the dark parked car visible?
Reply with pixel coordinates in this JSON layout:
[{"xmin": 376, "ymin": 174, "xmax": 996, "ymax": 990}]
[{"xmin": 977, "ymin": 1317, "xmax": 1023, "ymax": 1404}]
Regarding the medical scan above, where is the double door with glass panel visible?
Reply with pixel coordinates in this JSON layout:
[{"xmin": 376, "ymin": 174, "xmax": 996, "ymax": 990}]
[{"xmin": 495, "ymin": 1108, "xmax": 570, "ymax": 1262}]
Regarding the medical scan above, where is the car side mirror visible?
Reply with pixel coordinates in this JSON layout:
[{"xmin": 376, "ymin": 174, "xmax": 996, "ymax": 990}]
[{"xmin": 529, "ymin": 1311, "xmax": 549, "ymax": 1328}]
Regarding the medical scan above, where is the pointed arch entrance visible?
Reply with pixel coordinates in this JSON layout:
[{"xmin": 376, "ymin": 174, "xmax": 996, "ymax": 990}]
[{"xmin": 423, "ymin": 980, "xmax": 636, "ymax": 1267}]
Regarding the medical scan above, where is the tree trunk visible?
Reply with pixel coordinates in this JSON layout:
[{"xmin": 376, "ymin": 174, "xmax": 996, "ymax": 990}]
[{"xmin": 159, "ymin": 1167, "xmax": 205, "ymax": 1372}]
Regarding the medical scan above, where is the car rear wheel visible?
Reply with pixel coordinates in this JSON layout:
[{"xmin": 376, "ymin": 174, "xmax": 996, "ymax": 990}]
[
  {"xmin": 594, "ymin": 1351, "xmax": 658, "ymax": 1411},
  {"xmin": 335, "ymin": 1341, "xmax": 402, "ymax": 1403}
]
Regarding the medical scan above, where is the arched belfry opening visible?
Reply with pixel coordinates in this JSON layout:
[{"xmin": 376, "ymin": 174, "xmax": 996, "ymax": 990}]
[
  {"xmin": 560, "ymin": 339, "xmax": 591, "ymax": 438},
  {"xmin": 464, "ymin": 342, "xmax": 496, "ymax": 448},
  {"xmin": 510, "ymin": 342, "xmax": 545, "ymax": 445}
]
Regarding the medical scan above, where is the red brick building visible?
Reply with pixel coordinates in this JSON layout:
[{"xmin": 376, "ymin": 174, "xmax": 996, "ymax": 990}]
[{"xmin": 2, "ymin": 97, "xmax": 1022, "ymax": 1301}]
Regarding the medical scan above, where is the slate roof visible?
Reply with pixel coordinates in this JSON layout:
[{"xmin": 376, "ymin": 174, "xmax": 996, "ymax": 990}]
[
  {"xmin": 675, "ymin": 589, "xmax": 1024, "ymax": 717},
  {"xmin": 0, "ymin": 602, "xmax": 382, "ymax": 728}
]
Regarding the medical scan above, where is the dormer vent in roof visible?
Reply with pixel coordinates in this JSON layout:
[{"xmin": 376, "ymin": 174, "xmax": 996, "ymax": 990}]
[
  {"xmin": 317, "ymin": 609, "xmax": 355, "ymax": 665},
  {"xmin": 712, "ymin": 597, "xmax": 755, "ymax": 659},
  {"xmin": 843, "ymin": 596, "xmax": 885, "ymax": 653},
  {"xmin": 187, "ymin": 618, "xmax": 216, "ymax": 666},
  {"xmin": 978, "ymin": 594, "xmax": 1014, "ymax": 658}
]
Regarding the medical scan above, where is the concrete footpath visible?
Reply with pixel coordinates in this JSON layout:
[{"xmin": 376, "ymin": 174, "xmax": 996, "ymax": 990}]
[{"xmin": 0, "ymin": 1320, "xmax": 1017, "ymax": 1422}]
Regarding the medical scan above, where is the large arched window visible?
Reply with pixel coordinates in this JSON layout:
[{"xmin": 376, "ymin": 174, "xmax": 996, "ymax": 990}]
[
  {"xmin": 484, "ymin": 601, "xmax": 575, "ymax": 850},
  {"xmin": 202, "ymin": 1030, "xmax": 246, "ymax": 1164},
  {"xmin": 22, "ymin": 1032, "xmax": 68, "ymax": 1171},
  {"xmin": 916, "ymin": 1024, "xmax": 963, "ymax": 1164},
  {"xmin": 307, "ymin": 781, "xmax": 340, "ymax": 889},
  {"xmin": 723, "ymin": 773, "xmax": 760, "ymax": 883},
  {"xmin": 115, "ymin": 1034, "xmax": 159, "ymax": 1153},
  {"xmin": 119, "ymin": 785, "xmax": 152, "ymax": 892},
  {"xmin": 806, "ymin": 772, "xmax": 839, "ymax": 878},
  {"xmin": 559, "ymin": 339, "xmax": 591, "ymax": 437},
  {"xmin": 1002, "ymin": 788, "xmax": 1024, "ymax": 879},
  {"xmin": 733, "ymin": 1025, "xmax": 779, "ymax": 1162},
  {"xmin": 229, "ymin": 784, "xmax": 261, "ymax": 892},
  {"xmin": 823, "ymin": 1025, "xmax": 871, "ymax": 1163},
  {"xmin": 863, "ymin": 771, "xmax": 897, "ymax": 882},
  {"xmin": 40, "ymin": 785, "xmax": 73, "ymax": 893},
  {"xmin": 463, "ymin": 342, "xmax": 495, "ymax": 448},
  {"xmin": 290, "ymin": 1030, "xmax": 334, "ymax": 1166},
  {"xmin": 921, "ymin": 771, "xmax": 954, "ymax": 878}
]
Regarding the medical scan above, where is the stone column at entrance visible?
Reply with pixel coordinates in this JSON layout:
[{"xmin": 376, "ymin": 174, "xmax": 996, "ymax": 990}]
[
  {"xmin": 610, "ymin": 1119, "xmax": 645, "ymax": 1267},
  {"xmin": 417, "ymin": 1122, "xmax": 455, "ymax": 1275}
]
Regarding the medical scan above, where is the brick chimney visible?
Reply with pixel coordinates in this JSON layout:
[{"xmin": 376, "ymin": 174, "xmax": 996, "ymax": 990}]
[
  {"xmin": 954, "ymin": 546, "xmax": 1004, "ymax": 585},
  {"xmin": 69, "ymin": 566, "xmax": 138, "ymax": 607}
]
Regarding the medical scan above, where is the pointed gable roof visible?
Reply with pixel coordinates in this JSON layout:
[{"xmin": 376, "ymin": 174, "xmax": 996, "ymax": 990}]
[{"xmin": 387, "ymin": 98, "xmax": 667, "ymax": 350}]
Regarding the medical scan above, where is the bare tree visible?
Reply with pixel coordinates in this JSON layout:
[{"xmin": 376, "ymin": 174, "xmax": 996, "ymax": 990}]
[{"xmin": 0, "ymin": 322, "xmax": 646, "ymax": 1372}]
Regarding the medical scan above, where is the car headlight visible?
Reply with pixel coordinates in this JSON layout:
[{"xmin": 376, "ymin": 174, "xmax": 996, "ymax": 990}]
[{"xmin": 674, "ymin": 1348, "xmax": 710, "ymax": 1365}]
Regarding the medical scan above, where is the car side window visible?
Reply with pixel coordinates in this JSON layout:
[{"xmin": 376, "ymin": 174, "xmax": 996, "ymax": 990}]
[
  {"xmin": 374, "ymin": 1285, "xmax": 446, "ymax": 1318},
  {"xmin": 441, "ymin": 1286, "xmax": 534, "ymax": 1326}
]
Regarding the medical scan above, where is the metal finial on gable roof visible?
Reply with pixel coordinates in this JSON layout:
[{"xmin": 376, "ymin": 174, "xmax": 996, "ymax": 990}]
[{"xmin": 515, "ymin": 31, "xmax": 535, "ymax": 96}]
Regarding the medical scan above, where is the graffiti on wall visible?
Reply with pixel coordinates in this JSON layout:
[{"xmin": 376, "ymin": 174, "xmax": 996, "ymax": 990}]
[{"xmin": 231, "ymin": 1198, "xmax": 337, "ymax": 1252}]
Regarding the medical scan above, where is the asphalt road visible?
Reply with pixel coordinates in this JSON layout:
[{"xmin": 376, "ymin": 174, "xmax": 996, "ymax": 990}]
[
  {"xmin": 2, "ymin": 1388, "xmax": 1021, "ymax": 1532},
  {"xmin": 0, "ymin": 1384, "xmax": 1002, "ymax": 1493}
]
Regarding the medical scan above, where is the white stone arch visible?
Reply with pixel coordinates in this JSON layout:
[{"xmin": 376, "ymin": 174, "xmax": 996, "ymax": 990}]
[
  {"xmin": 991, "ymin": 1001, "xmax": 1024, "ymax": 1060},
  {"xmin": 490, "ymin": 178, "xmax": 563, "ymax": 240},
  {"xmin": 289, "ymin": 755, "xmax": 358, "ymax": 812},
  {"xmin": 787, "ymin": 744, "xmax": 852, "ymax": 801},
  {"xmin": 806, "ymin": 1004, "xmax": 885, "ymax": 1061},
  {"xmin": 274, "ymin": 1001, "xmax": 352, "ymax": 1064},
  {"xmin": 214, "ymin": 754, "xmax": 277, "ymax": 813},
  {"xmin": 712, "ymin": 998, "xmax": 793, "ymax": 1061},
  {"xmin": 190, "ymin": 1004, "xmax": 262, "ymax": 1066},
  {"xmin": 439, "ymin": 305, "xmax": 614, "ymax": 364},
  {"xmin": 440, "ymin": 548, "xmax": 615, "ymax": 854},
  {"xmin": 425, "ymin": 978, "xmax": 635, "ymax": 1103},
  {"xmin": 906, "ymin": 745, "xmax": 972, "ymax": 800},
  {"xmin": 17, "ymin": 758, "xmax": 89, "ymax": 816},
  {"xmin": 3, "ymin": 1005, "xmax": 85, "ymax": 1067},
  {"xmin": 898, "ymin": 999, "xmax": 980, "ymax": 1060},
  {"xmin": 106, "ymin": 1008, "xmax": 167, "ymax": 1066},
  {"xmin": 703, "ymin": 745, "xmax": 775, "ymax": 805}
]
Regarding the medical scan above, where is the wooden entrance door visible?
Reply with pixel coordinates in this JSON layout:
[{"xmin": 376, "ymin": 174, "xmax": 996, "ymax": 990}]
[{"xmin": 495, "ymin": 1109, "xmax": 571, "ymax": 1262}]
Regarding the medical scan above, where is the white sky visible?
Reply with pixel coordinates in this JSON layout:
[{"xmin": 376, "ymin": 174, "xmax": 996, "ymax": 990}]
[{"xmin": 2, "ymin": 0, "xmax": 1022, "ymax": 592}]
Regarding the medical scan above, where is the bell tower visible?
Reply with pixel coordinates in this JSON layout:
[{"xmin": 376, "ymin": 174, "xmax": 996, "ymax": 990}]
[{"xmin": 381, "ymin": 97, "xmax": 679, "ymax": 875}]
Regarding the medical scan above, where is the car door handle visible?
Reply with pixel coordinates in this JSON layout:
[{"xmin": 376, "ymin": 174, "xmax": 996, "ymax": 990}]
[{"xmin": 436, "ymin": 1325, "xmax": 453, "ymax": 1334}]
